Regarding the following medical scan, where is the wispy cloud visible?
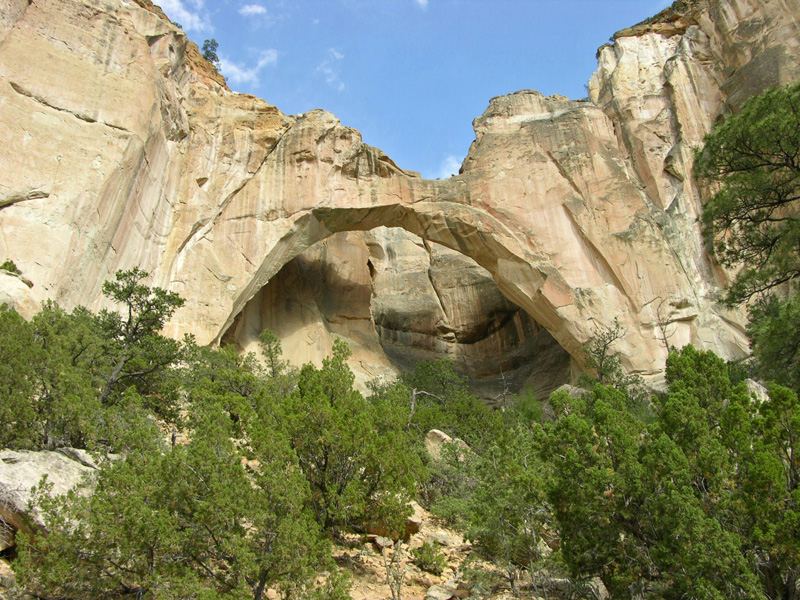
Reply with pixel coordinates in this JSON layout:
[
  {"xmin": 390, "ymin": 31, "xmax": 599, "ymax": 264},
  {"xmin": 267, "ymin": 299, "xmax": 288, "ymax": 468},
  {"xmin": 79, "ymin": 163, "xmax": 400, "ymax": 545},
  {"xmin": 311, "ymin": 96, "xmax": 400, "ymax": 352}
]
[
  {"xmin": 415, "ymin": 0, "xmax": 429, "ymax": 9},
  {"xmin": 239, "ymin": 3, "xmax": 268, "ymax": 16},
  {"xmin": 219, "ymin": 49, "xmax": 278, "ymax": 86},
  {"xmin": 159, "ymin": 0, "xmax": 213, "ymax": 32},
  {"xmin": 435, "ymin": 155, "xmax": 461, "ymax": 179},
  {"xmin": 317, "ymin": 48, "xmax": 345, "ymax": 92}
]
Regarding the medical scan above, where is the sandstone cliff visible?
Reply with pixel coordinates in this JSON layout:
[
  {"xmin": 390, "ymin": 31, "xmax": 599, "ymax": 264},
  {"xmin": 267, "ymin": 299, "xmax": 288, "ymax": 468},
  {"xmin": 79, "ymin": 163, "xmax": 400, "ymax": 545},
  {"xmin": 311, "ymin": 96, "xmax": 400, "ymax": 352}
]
[{"xmin": 2, "ymin": 0, "xmax": 799, "ymax": 391}]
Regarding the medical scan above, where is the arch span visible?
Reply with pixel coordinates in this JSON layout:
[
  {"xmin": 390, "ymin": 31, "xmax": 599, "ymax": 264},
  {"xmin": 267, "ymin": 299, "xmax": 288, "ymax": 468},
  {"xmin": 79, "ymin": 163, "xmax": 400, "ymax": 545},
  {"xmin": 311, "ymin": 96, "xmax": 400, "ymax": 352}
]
[{"xmin": 215, "ymin": 201, "xmax": 583, "ymax": 371}]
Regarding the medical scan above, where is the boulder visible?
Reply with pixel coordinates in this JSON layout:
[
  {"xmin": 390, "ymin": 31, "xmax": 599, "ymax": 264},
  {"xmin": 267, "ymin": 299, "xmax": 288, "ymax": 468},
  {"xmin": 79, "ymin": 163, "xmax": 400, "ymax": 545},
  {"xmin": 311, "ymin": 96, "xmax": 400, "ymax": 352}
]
[
  {"xmin": 745, "ymin": 378, "xmax": 770, "ymax": 404},
  {"xmin": 0, "ymin": 272, "xmax": 38, "ymax": 319},
  {"xmin": 425, "ymin": 584, "xmax": 455, "ymax": 600},
  {"xmin": 427, "ymin": 530, "xmax": 455, "ymax": 548},
  {"xmin": 551, "ymin": 384, "xmax": 588, "ymax": 399},
  {"xmin": 0, "ymin": 449, "xmax": 96, "ymax": 550},
  {"xmin": 366, "ymin": 499, "xmax": 429, "ymax": 542},
  {"xmin": 405, "ymin": 500, "xmax": 426, "ymax": 536},
  {"xmin": 369, "ymin": 535, "xmax": 394, "ymax": 550},
  {"xmin": 424, "ymin": 430, "xmax": 470, "ymax": 462}
]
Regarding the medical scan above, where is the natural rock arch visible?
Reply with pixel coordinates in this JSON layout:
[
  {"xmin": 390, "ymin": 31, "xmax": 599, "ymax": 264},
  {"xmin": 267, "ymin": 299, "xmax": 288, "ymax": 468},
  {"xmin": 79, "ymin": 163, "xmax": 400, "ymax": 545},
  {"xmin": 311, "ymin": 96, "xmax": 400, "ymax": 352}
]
[
  {"xmin": 162, "ymin": 105, "xmax": 741, "ymax": 381},
  {"xmin": 217, "ymin": 201, "xmax": 578, "ymax": 366},
  {"xmin": 157, "ymin": 107, "xmax": 638, "ymax": 377}
]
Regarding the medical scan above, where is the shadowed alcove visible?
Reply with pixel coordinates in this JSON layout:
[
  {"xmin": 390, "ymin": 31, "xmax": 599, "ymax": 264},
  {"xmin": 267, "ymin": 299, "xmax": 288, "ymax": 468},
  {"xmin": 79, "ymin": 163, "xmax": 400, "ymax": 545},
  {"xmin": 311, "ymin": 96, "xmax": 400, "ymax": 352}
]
[{"xmin": 220, "ymin": 226, "xmax": 574, "ymax": 399}]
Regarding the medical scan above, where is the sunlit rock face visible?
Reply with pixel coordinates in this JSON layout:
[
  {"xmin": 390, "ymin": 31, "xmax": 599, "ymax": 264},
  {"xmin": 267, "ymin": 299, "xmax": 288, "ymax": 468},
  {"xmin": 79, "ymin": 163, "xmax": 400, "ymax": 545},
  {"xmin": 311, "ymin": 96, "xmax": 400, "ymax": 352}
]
[{"xmin": 2, "ymin": 0, "xmax": 800, "ymax": 389}]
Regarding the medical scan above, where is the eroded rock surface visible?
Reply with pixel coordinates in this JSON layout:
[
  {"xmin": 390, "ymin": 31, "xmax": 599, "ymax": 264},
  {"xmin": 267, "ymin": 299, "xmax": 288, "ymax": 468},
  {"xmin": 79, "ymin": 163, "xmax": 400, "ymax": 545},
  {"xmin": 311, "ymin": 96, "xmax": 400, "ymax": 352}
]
[
  {"xmin": 2, "ymin": 0, "xmax": 799, "ymax": 385},
  {"xmin": 223, "ymin": 227, "xmax": 573, "ymax": 395},
  {"xmin": 0, "ymin": 449, "xmax": 97, "ymax": 550}
]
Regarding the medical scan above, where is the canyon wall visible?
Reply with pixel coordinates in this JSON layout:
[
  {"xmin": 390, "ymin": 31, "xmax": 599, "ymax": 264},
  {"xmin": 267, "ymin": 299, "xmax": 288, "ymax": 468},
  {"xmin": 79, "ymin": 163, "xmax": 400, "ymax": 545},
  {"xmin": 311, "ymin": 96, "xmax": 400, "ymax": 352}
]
[{"xmin": 2, "ymin": 0, "xmax": 799, "ymax": 391}]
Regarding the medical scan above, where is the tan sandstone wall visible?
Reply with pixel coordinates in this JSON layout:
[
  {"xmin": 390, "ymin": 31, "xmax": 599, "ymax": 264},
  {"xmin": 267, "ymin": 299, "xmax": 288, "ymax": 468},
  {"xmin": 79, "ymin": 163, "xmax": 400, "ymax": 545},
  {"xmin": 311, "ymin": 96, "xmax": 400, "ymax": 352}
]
[{"xmin": 2, "ymin": 0, "xmax": 799, "ymax": 387}]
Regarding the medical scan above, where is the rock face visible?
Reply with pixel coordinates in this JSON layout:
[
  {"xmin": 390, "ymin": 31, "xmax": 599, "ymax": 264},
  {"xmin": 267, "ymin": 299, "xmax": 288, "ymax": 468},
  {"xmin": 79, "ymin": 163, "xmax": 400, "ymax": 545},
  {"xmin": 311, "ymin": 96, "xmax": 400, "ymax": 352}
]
[
  {"xmin": 2, "ymin": 0, "xmax": 800, "ymax": 386},
  {"xmin": 222, "ymin": 228, "xmax": 573, "ymax": 395},
  {"xmin": 0, "ymin": 449, "xmax": 97, "ymax": 550}
]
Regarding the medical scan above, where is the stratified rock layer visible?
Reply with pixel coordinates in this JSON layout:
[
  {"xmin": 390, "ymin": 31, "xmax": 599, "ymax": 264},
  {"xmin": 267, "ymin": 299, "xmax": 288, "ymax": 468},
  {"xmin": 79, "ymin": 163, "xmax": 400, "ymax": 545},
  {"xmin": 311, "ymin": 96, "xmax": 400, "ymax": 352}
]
[{"xmin": 2, "ymin": 0, "xmax": 800, "ymax": 384}]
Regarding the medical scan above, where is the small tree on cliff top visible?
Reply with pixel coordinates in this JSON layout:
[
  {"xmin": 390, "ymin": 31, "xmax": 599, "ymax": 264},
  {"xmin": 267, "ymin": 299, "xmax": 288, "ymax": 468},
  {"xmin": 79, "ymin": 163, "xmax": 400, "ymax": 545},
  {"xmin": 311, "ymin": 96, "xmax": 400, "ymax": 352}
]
[{"xmin": 202, "ymin": 38, "xmax": 220, "ymax": 66}]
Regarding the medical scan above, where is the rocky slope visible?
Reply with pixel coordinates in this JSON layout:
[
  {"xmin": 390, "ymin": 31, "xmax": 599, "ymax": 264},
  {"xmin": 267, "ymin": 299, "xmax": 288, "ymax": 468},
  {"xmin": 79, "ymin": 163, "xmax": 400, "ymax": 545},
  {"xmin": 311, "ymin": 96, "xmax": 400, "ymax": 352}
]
[
  {"xmin": 2, "ymin": 0, "xmax": 800, "ymax": 389},
  {"xmin": 0, "ymin": 444, "xmax": 581, "ymax": 600}
]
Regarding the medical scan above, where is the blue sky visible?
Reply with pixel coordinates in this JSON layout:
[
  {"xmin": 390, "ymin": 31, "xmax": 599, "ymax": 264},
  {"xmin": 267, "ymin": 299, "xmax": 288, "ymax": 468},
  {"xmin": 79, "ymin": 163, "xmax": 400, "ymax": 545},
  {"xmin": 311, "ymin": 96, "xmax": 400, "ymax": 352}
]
[{"xmin": 158, "ymin": 0, "xmax": 671, "ymax": 178}]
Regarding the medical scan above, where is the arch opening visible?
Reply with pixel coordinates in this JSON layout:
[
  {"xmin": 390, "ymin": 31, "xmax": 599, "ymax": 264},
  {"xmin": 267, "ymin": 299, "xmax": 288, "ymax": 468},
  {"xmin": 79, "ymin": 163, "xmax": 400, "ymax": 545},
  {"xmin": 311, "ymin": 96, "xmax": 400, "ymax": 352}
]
[
  {"xmin": 220, "ymin": 226, "xmax": 575, "ymax": 399},
  {"xmin": 210, "ymin": 201, "xmax": 587, "ymax": 373}
]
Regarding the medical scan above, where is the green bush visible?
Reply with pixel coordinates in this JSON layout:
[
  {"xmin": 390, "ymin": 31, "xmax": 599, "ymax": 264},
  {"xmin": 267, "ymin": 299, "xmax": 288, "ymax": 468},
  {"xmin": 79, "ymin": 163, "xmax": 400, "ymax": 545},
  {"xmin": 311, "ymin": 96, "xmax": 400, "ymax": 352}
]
[
  {"xmin": 273, "ymin": 339, "xmax": 423, "ymax": 535},
  {"xmin": 0, "ymin": 259, "xmax": 21, "ymax": 274},
  {"xmin": 399, "ymin": 358, "xmax": 504, "ymax": 451},
  {"xmin": 504, "ymin": 385, "xmax": 546, "ymax": 426},
  {"xmin": 16, "ymin": 404, "xmax": 343, "ymax": 600},
  {"xmin": 547, "ymin": 345, "xmax": 799, "ymax": 599},
  {"xmin": 0, "ymin": 269, "xmax": 186, "ymax": 452},
  {"xmin": 411, "ymin": 541, "xmax": 446, "ymax": 575}
]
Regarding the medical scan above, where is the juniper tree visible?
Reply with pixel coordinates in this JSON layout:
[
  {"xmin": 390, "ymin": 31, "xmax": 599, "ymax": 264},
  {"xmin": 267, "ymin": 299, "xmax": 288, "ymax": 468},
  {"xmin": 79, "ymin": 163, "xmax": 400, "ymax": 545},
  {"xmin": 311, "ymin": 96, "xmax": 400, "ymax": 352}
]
[{"xmin": 696, "ymin": 83, "xmax": 800, "ymax": 390}]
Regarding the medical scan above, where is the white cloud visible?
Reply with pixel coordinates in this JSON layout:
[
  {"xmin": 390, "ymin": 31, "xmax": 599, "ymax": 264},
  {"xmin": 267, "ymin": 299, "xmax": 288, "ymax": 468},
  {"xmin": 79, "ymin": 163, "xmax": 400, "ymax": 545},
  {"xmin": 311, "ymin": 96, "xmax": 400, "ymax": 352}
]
[
  {"xmin": 415, "ymin": 0, "xmax": 429, "ymax": 9},
  {"xmin": 436, "ymin": 155, "xmax": 461, "ymax": 179},
  {"xmin": 219, "ymin": 49, "xmax": 278, "ymax": 86},
  {"xmin": 158, "ymin": 0, "xmax": 212, "ymax": 32},
  {"xmin": 317, "ymin": 48, "xmax": 345, "ymax": 91},
  {"xmin": 239, "ymin": 3, "xmax": 268, "ymax": 16}
]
